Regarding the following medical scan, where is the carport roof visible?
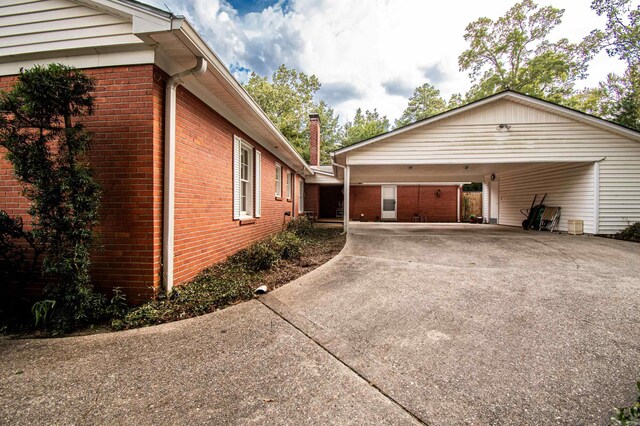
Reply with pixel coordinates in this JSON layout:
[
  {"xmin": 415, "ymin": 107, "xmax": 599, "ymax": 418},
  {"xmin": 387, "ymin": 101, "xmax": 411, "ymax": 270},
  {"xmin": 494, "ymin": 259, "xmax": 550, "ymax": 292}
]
[{"xmin": 331, "ymin": 90, "xmax": 640, "ymax": 158}]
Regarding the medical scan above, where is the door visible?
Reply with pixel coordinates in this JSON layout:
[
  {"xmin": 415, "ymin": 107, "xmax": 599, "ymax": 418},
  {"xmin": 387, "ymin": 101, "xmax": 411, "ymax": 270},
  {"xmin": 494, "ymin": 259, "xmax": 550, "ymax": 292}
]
[{"xmin": 381, "ymin": 185, "xmax": 397, "ymax": 220}]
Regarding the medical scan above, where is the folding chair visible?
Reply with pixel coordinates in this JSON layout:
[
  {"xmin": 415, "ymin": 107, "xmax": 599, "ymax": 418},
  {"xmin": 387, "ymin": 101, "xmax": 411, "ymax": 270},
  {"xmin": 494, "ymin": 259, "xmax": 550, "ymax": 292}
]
[{"xmin": 538, "ymin": 206, "xmax": 561, "ymax": 232}]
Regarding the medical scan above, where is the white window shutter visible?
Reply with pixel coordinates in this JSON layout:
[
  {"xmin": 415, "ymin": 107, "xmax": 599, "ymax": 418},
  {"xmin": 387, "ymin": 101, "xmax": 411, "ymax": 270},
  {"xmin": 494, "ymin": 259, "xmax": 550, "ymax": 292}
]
[
  {"xmin": 233, "ymin": 136, "xmax": 241, "ymax": 220},
  {"xmin": 255, "ymin": 150, "xmax": 262, "ymax": 217}
]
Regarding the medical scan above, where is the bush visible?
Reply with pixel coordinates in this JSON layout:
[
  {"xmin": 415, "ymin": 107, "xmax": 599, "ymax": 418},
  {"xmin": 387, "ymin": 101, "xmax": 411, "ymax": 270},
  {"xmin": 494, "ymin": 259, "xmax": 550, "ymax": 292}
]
[
  {"xmin": 271, "ymin": 231, "xmax": 302, "ymax": 260},
  {"xmin": 287, "ymin": 216, "xmax": 315, "ymax": 237},
  {"xmin": 0, "ymin": 64, "xmax": 102, "ymax": 334},
  {"xmin": 611, "ymin": 381, "xmax": 640, "ymax": 425},
  {"xmin": 616, "ymin": 222, "xmax": 640, "ymax": 242},
  {"xmin": 231, "ymin": 241, "xmax": 280, "ymax": 272},
  {"xmin": 114, "ymin": 263, "xmax": 254, "ymax": 330}
]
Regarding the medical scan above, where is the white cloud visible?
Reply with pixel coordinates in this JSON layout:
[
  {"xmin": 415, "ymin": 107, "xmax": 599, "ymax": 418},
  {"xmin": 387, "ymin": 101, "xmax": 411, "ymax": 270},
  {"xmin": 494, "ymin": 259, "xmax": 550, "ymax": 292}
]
[{"xmin": 149, "ymin": 0, "xmax": 627, "ymax": 123}]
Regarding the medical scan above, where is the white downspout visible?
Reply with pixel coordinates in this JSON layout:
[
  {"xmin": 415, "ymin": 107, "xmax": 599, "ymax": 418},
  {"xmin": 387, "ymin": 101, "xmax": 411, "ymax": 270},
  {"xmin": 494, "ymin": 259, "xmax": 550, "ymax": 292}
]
[{"xmin": 163, "ymin": 57, "xmax": 207, "ymax": 294}]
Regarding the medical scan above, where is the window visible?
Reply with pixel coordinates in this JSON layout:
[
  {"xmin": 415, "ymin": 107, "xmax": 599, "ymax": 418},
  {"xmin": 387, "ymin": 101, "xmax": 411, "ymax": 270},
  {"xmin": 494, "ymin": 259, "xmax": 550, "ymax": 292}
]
[
  {"xmin": 275, "ymin": 163, "xmax": 282, "ymax": 198},
  {"xmin": 240, "ymin": 143, "xmax": 253, "ymax": 216},
  {"xmin": 233, "ymin": 136, "xmax": 261, "ymax": 219},
  {"xmin": 298, "ymin": 177, "xmax": 304, "ymax": 213},
  {"xmin": 286, "ymin": 172, "xmax": 292, "ymax": 200}
]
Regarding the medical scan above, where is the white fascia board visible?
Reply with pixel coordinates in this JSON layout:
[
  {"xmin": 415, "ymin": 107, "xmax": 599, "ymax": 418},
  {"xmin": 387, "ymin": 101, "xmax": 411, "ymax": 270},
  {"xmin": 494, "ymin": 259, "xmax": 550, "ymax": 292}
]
[
  {"xmin": 172, "ymin": 23, "xmax": 313, "ymax": 176},
  {"xmin": 0, "ymin": 45, "xmax": 155, "ymax": 76},
  {"xmin": 353, "ymin": 182, "xmax": 471, "ymax": 186},
  {"xmin": 345, "ymin": 158, "xmax": 605, "ymax": 166}
]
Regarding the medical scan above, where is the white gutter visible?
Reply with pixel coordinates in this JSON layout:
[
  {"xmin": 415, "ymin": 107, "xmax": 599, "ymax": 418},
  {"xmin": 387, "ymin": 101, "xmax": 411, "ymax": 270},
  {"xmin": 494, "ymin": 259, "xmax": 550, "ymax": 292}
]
[{"xmin": 163, "ymin": 57, "xmax": 207, "ymax": 293}]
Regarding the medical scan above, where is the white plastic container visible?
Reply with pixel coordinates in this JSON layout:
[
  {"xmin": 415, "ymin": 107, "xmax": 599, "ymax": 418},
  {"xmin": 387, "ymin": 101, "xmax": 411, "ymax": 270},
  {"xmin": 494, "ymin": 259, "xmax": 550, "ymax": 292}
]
[{"xmin": 568, "ymin": 220, "xmax": 584, "ymax": 235}]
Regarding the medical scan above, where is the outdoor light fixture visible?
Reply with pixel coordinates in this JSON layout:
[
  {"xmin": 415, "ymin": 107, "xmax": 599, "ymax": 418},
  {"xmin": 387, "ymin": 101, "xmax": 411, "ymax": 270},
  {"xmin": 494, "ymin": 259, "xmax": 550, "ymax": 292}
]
[
  {"xmin": 497, "ymin": 123, "xmax": 512, "ymax": 130},
  {"xmin": 436, "ymin": 189, "xmax": 441, "ymax": 198}
]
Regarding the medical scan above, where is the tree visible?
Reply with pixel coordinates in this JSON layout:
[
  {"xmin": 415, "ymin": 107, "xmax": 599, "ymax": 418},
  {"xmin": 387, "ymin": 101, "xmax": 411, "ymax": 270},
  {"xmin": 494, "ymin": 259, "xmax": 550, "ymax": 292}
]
[
  {"xmin": 590, "ymin": 0, "xmax": 640, "ymax": 130},
  {"xmin": 459, "ymin": 0, "xmax": 597, "ymax": 103},
  {"xmin": 341, "ymin": 108, "xmax": 390, "ymax": 147},
  {"xmin": 0, "ymin": 64, "xmax": 103, "ymax": 332},
  {"xmin": 243, "ymin": 65, "xmax": 341, "ymax": 163},
  {"xmin": 394, "ymin": 83, "xmax": 447, "ymax": 128},
  {"xmin": 591, "ymin": 0, "xmax": 640, "ymax": 65}
]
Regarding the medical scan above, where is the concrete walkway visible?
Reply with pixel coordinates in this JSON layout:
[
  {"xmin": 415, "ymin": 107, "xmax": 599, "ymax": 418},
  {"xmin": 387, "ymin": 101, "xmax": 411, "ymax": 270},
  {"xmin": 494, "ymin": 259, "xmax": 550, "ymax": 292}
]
[{"xmin": 1, "ymin": 223, "xmax": 640, "ymax": 425}]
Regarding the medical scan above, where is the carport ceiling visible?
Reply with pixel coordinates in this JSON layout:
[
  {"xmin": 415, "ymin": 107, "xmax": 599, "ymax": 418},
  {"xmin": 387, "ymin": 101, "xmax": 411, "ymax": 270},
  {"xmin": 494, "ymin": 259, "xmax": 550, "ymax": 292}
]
[{"xmin": 349, "ymin": 162, "xmax": 592, "ymax": 183}]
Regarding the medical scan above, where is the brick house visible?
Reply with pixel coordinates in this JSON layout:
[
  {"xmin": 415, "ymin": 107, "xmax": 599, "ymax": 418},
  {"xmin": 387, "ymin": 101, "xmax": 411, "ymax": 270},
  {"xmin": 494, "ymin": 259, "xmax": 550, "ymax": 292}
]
[{"xmin": 0, "ymin": 0, "xmax": 312, "ymax": 302}]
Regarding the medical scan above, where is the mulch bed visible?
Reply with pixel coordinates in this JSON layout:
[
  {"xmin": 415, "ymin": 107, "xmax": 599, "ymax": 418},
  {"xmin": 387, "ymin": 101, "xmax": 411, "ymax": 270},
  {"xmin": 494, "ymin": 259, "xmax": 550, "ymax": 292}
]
[{"xmin": 259, "ymin": 228, "xmax": 346, "ymax": 291}]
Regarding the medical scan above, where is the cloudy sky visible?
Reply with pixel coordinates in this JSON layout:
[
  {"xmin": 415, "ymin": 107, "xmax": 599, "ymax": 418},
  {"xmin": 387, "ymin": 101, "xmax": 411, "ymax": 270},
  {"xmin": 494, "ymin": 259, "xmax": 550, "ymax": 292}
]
[{"xmin": 147, "ymin": 0, "xmax": 626, "ymax": 123}]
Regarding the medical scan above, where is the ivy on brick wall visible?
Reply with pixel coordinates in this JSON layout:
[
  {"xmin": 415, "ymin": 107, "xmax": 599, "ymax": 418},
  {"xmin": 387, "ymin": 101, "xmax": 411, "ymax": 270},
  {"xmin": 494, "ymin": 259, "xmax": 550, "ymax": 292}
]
[{"xmin": 0, "ymin": 63, "xmax": 105, "ymax": 333}]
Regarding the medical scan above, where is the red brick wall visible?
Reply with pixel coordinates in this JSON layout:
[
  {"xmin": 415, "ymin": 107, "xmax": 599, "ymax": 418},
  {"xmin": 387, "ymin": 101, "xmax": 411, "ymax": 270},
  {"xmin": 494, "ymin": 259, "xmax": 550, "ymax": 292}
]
[
  {"xmin": 397, "ymin": 185, "xmax": 458, "ymax": 222},
  {"xmin": 304, "ymin": 183, "xmax": 320, "ymax": 215},
  {"xmin": 87, "ymin": 65, "xmax": 161, "ymax": 302},
  {"xmin": 349, "ymin": 185, "xmax": 458, "ymax": 222},
  {"xmin": 172, "ymin": 85, "xmax": 299, "ymax": 285},
  {"xmin": 0, "ymin": 65, "xmax": 159, "ymax": 303},
  {"xmin": 350, "ymin": 186, "xmax": 382, "ymax": 221}
]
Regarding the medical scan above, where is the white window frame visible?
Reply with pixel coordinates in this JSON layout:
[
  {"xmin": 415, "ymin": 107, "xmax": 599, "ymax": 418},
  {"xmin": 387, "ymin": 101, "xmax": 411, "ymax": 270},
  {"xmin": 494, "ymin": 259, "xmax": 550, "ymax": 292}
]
[
  {"xmin": 239, "ymin": 141, "xmax": 254, "ymax": 218},
  {"xmin": 298, "ymin": 177, "xmax": 304, "ymax": 213},
  {"xmin": 275, "ymin": 163, "xmax": 282, "ymax": 198},
  {"xmin": 286, "ymin": 171, "xmax": 292, "ymax": 200}
]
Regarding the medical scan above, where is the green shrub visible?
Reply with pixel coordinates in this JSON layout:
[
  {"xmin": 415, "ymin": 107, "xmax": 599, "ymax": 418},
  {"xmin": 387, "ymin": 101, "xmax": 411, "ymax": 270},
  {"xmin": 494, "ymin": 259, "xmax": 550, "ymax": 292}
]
[
  {"xmin": 286, "ymin": 216, "xmax": 315, "ymax": 237},
  {"xmin": 232, "ymin": 241, "xmax": 280, "ymax": 272},
  {"xmin": 611, "ymin": 381, "xmax": 640, "ymax": 425},
  {"xmin": 0, "ymin": 64, "xmax": 102, "ymax": 334},
  {"xmin": 271, "ymin": 231, "xmax": 302, "ymax": 260},
  {"xmin": 616, "ymin": 222, "xmax": 640, "ymax": 242}
]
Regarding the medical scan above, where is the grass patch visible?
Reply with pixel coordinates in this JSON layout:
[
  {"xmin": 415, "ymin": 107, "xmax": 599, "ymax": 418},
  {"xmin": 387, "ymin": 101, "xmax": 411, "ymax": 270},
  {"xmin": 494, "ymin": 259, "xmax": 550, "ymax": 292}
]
[{"xmin": 114, "ymin": 220, "xmax": 345, "ymax": 330}]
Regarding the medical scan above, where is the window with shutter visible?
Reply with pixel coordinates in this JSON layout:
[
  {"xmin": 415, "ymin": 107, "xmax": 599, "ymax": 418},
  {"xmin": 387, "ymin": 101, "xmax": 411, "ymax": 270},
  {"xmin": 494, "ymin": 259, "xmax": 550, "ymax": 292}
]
[
  {"xmin": 275, "ymin": 163, "xmax": 282, "ymax": 198},
  {"xmin": 255, "ymin": 150, "xmax": 261, "ymax": 217},
  {"xmin": 234, "ymin": 136, "xmax": 254, "ymax": 219}
]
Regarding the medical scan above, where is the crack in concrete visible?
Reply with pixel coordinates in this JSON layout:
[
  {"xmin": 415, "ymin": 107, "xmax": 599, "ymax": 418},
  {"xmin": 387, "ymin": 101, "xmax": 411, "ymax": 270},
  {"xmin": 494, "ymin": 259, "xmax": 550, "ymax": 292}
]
[{"xmin": 258, "ymin": 296, "xmax": 429, "ymax": 426}]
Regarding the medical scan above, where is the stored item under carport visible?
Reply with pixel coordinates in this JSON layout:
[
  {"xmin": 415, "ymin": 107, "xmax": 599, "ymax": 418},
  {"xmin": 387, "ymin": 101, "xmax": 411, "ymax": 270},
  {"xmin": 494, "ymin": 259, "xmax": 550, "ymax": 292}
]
[
  {"xmin": 568, "ymin": 220, "xmax": 584, "ymax": 235},
  {"xmin": 538, "ymin": 207, "xmax": 561, "ymax": 232},
  {"xmin": 521, "ymin": 193, "xmax": 547, "ymax": 230}
]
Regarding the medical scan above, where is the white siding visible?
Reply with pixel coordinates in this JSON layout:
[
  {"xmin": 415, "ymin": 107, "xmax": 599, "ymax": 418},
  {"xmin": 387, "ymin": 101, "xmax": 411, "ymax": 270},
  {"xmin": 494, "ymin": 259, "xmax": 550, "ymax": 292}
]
[
  {"xmin": 500, "ymin": 163, "xmax": 595, "ymax": 233},
  {"xmin": 346, "ymin": 99, "xmax": 640, "ymax": 234},
  {"xmin": 0, "ymin": 0, "xmax": 141, "ymax": 58},
  {"xmin": 482, "ymin": 182, "xmax": 489, "ymax": 223}
]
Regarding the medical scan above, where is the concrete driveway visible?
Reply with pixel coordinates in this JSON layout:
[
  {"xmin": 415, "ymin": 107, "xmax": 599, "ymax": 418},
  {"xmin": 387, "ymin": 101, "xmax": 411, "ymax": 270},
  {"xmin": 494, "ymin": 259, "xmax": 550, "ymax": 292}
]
[
  {"xmin": 263, "ymin": 223, "xmax": 640, "ymax": 424},
  {"xmin": 1, "ymin": 223, "xmax": 639, "ymax": 425}
]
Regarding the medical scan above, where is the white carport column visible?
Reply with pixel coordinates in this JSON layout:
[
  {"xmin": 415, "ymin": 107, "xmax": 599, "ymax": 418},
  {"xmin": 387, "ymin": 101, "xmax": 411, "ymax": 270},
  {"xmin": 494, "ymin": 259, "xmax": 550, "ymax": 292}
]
[
  {"xmin": 594, "ymin": 161, "xmax": 600, "ymax": 234},
  {"xmin": 457, "ymin": 185, "xmax": 461, "ymax": 223},
  {"xmin": 482, "ymin": 180, "xmax": 489, "ymax": 224},
  {"xmin": 343, "ymin": 165, "xmax": 350, "ymax": 233}
]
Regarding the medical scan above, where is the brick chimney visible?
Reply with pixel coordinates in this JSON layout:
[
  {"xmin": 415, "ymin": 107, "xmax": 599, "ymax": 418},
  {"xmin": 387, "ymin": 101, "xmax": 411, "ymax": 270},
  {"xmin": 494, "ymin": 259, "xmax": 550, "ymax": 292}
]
[{"xmin": 309, "ymin": 112, "xmax": 321, "ymax": 166}]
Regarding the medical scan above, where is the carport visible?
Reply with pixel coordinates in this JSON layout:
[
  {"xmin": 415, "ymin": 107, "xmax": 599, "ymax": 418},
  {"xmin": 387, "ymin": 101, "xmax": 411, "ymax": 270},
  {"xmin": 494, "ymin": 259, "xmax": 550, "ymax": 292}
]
[{"xmin": 328, "ymin": 91, "xmax": 640, "ymax": 234}]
